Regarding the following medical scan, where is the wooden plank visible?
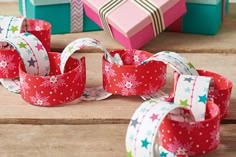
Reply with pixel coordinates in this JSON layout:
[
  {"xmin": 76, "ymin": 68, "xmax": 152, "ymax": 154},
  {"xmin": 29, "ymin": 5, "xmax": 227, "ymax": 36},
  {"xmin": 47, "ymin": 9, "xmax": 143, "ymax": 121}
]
[
  {"xmin": 0, "ymin": 2, "xmax": 236, "ymax": 53},
  {"xmin": 0, "ymin": 53, "xmax": 234, "ymax": 124},
  {"xmin": 0, "ymin": 124, "xmax": 235, "ymax": 157}
]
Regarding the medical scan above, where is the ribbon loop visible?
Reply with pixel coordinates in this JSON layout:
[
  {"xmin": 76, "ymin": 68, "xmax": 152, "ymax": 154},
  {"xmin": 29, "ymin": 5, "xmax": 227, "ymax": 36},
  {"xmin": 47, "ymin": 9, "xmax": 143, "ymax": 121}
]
[
  {"xmin": 0, "ymin": 16, "xmax": 26, "ymax": 38},
  {"xmin": 0, "ymin": 32, "xmax": 50, "ymax": 93},
  {"xmin": 141, "ymin": 51, "xmax": 199, "ymax": 100},
  {"xmin": 102, "ymin": 49, "xmax": 167, "ymax": 96},
  {"xmin": 60, "ymin": 38, "xmax": 116, "ymax": 101},
  {"xmin": 126, "ymin": 74, "xmax": 220, "ymax": 157}
]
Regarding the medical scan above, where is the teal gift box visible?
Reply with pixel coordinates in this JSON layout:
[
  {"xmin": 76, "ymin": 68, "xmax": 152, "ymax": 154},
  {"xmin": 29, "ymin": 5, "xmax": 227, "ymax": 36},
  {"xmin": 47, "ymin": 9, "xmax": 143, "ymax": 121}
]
[
  {"xmin": 18, "ymin": 0, "xmax": 101, "ymax": 34},
  {"xmin": 168, "ymin": 0, "xmax": 228, "ymax": 35}
]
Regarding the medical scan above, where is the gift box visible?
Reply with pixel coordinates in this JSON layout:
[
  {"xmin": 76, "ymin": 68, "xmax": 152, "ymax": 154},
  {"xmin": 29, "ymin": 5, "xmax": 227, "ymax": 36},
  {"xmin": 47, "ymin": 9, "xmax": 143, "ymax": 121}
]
[
  {"xmin": 168, "ymin": 0, "xmax": 228, "ymax": 35},
  {"xmin": 83, "ymin": 0, "xmax": 187, "ymax": 49},
  {"xmin": 18, "ymin": 0, "xmax": 101, "ymax": 34}
]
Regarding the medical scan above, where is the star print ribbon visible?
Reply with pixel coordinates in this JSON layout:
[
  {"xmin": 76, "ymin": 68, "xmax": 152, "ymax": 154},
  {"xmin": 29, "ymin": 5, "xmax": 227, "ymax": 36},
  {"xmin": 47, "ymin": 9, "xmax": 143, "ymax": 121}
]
[
  {"xmin": 0, "ymin": 32, "xmax": 50, "ymax": 93},
  {"xmin": 0, "ymin": 32, "xmax": 85, "ymax": 106},
  {"xmin": 139, "ymin": 51, "xmax": 232, "ymax": 120},
  {"xmin": 19, "ymin": 51, "xmax": 85, "ymax": 106},
  {"xmin": 60, "ymin": 38, "xmax": 169, "ymax": 100},
  {"xmin": 138, "ymin": 51, "xmax": 199, "ymax": 100},
  {"xmin": 172, "ymin": 70, "xmax": 233, "ymax": 120},
  {"xmin": 126, "ymin": 75, "xmax": 221, "ymax": 157},
  {"xmin": 0, "ymin": 16, "xmax": 51, "ymax": 51}
]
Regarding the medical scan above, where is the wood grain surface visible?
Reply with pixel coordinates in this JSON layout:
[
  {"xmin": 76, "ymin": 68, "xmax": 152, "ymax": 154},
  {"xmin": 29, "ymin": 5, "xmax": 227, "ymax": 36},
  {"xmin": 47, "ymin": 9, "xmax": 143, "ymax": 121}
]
[
  {"xmin": 0, "ymin": 124, "xmax": 235, "ymax": 157},
  {"xmin": 0, "ymin": 2, "xmax": 235, "ymax": 157}
]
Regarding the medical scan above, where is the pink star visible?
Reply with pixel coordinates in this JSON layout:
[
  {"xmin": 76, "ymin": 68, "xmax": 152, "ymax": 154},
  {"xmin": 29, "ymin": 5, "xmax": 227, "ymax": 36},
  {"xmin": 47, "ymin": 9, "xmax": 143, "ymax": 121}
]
[
  {"xmin": 150, "ymin": 113, "xmax": 158, "ymax": 122},
  {"xmin": 35, "ymin": 43, "xmax": 44, "ymax": 51}
]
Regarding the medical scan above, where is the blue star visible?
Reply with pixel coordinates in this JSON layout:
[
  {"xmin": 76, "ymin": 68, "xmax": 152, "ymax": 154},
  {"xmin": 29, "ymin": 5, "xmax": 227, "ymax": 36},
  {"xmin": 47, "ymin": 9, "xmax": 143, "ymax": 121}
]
[
  {"xmin": 184, "ymin": 77, "xmax": 194, "ymax": 83},
  {"xmin": 141, "ymin": 138, "xmax": 150, "ymax": 149},
  {"xmin": 26, "ymin": 49, "xmax": 32, "ymax": 55},
  {"xmin": 160, "ymin": 151, "xmax": 168, "ymax": 157},
  {"xmin": 0, "ymin": 26, "xmax": 3, "ymax": 34},
  {"xmin": 199, "ymin": 94, "xmax": 207, "ymax": 104},
  {"xmin": 23, "ymin": 32, "xmax": 31, "ymax": 36},
  {"xmin": 185, "ymin": 87, "xmax": 191, "ymax": 93},
  {"xmin": 129, "ymin": 135, "xmax": 134, "ymax": 141},
  {"xmin": 146, "ymin": 130, "xmax": 152, "ymax": 136},
  {"xmin": 140, "ymin": 108, "xmax": 146, "ymax": 113},
  {"xmin": 28, "ymin": 57, "xmax": 36, "ymax": 67}
]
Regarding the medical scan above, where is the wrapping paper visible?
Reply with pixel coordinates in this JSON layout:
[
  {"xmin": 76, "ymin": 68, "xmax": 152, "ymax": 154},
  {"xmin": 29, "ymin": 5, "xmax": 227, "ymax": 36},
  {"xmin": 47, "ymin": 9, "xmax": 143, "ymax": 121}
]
[
  {"xmin": 0, "ymin": 16, "xmax": 51, "ymax": 51},
  {"xmin": 102, "ymin": 49, "xmax": 167, "ymax": 96},
  {"xmin": 83, "ymin": 0, "xmax": 186, "ymax": 49},
  {"xmin": 0, "ymin": 33, "xmax": 86, "ymax": 106},
  {"xmin": 0, "ymin": 16, "xmax": 51, "ymax": 93},
  {"xmin": 173, "ymin": 70, "xmax": 233, "ymax": 120},
  {"xmin": 20, "ymin": 52, "xmax": 85, "ymax": 106},
  {"xmin": 0, "ymin": 32, "xmax": 50, "ymax": 93},
  {"xmin": 126, "ymin": 51, "xmax": 232, "ymax": 156},
  {"xmin": 139, "ymin": 51, "xmax": 232, "ymax": 120},
  {"xmin": 126, "ymin": 78, "xmax": 220, "ymax": 157}
]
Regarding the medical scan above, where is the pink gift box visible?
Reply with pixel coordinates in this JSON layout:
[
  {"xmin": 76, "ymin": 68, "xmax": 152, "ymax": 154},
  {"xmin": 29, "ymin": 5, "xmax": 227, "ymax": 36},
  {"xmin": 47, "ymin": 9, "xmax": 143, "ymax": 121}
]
[{"xmin": 83, "ymin": 0, "xmax": 186, "ymax": 49}]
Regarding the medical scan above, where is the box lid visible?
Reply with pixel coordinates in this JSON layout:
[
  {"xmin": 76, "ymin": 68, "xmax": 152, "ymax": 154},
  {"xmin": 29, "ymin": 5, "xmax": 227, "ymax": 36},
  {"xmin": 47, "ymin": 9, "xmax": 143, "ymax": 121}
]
[
  {"xmin": 83, "ymin": 0, "xmax": 180, "ymax": 38},
  {"xmin": 186, "ymin": 0, "xmax": 221, "ymax": 5},
  {"xmin": 30, "ymin": 0, "xmax": 70, "ymax": 6}
]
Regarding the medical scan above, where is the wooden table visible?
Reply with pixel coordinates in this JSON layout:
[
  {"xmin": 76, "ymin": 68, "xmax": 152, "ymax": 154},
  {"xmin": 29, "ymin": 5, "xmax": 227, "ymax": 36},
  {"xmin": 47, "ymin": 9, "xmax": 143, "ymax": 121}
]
[{"xmin": 0, "ymin": 2, "xmax": 236, "ymax": 157}]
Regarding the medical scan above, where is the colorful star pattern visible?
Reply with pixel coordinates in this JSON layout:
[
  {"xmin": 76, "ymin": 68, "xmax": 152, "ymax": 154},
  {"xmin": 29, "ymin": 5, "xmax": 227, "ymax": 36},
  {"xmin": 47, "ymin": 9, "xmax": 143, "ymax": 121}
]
[
  {"xmin": 184, "ymin": 77, "xmax": 193, "ymax": 83},
  {"xmin": 160, "ymin": 151, "xmax": 168, "ymax": 157},
  {"xmin": 179, "ymin": 99, "xmax": 188, "ymax": 107},
  {"xmin": 18, "ymin": 42, "xmax": 27, "ymax": 48},
  {"xmin": 131, "ymin": 118, "xmax": 139, "ymax": 128},
  {"xmin": 127, "ymin": 151, "xmax": 133, "ymax": 157},
  {"xmin": 150, "ymin": 113, "xmax": 158, "ymax": 122},
  {"xmin": 9, "ymin": 25, "xmax": 18, "ymax": 33},
  {"xmin": 141, "ymin": 138, "xmax": 150, "ymax": 149},
  {"xmin": 28, "ymin": 57, "xmax": 36, "ymax": 67},
  {"xmin": 185, "ymin": 87, "xmax": 191, "ymax": 93},
  {"xmin": 35, "ymin": 43, "xmax": 44, "ymax": 51},
  {"xmin": 199, "ymin": 94, "xmax": 207, "ymax": 104}
]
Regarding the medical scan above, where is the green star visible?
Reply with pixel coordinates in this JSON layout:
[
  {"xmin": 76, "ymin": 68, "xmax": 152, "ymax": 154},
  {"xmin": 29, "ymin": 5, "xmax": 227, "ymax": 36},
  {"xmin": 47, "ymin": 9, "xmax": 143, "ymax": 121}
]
[
  {"xmin": 160, "ymin": 151, "xmax": 168, "ymax": 157},
  {"xmin": 149, "ymin": 99, "xmax": 158, "ymax": 104},
  {"xmin": 199, "ymin": 94, "xmax": 207, "ymax": 104},
  {"xmin": 127, "ymin": 151, "xmax": 133, "ymax": 157},
  {"xmin": 10, "ymin": 25, "xmax": 18, "ymax": 33},
  {"xmin": 179, "ymin": 99, "xmax": 189, "ymax": 107},
  {"xmin": 141, "ymin": 138, "xmax": 150, "ymax": 149},
  {"xmin": 83, "ymin": 93, "xmax": 89, "ymax": 97},
  {"xmin": 188, "ymin": 62, "xmax": 195, "ymax": 69},
  {"xmin": 68, "ymin": 46, "xmax": 74, "ymax": 52},
  {"xmin": 18, "ymin": 42, "xmax": 27, "ymax": 48}
]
